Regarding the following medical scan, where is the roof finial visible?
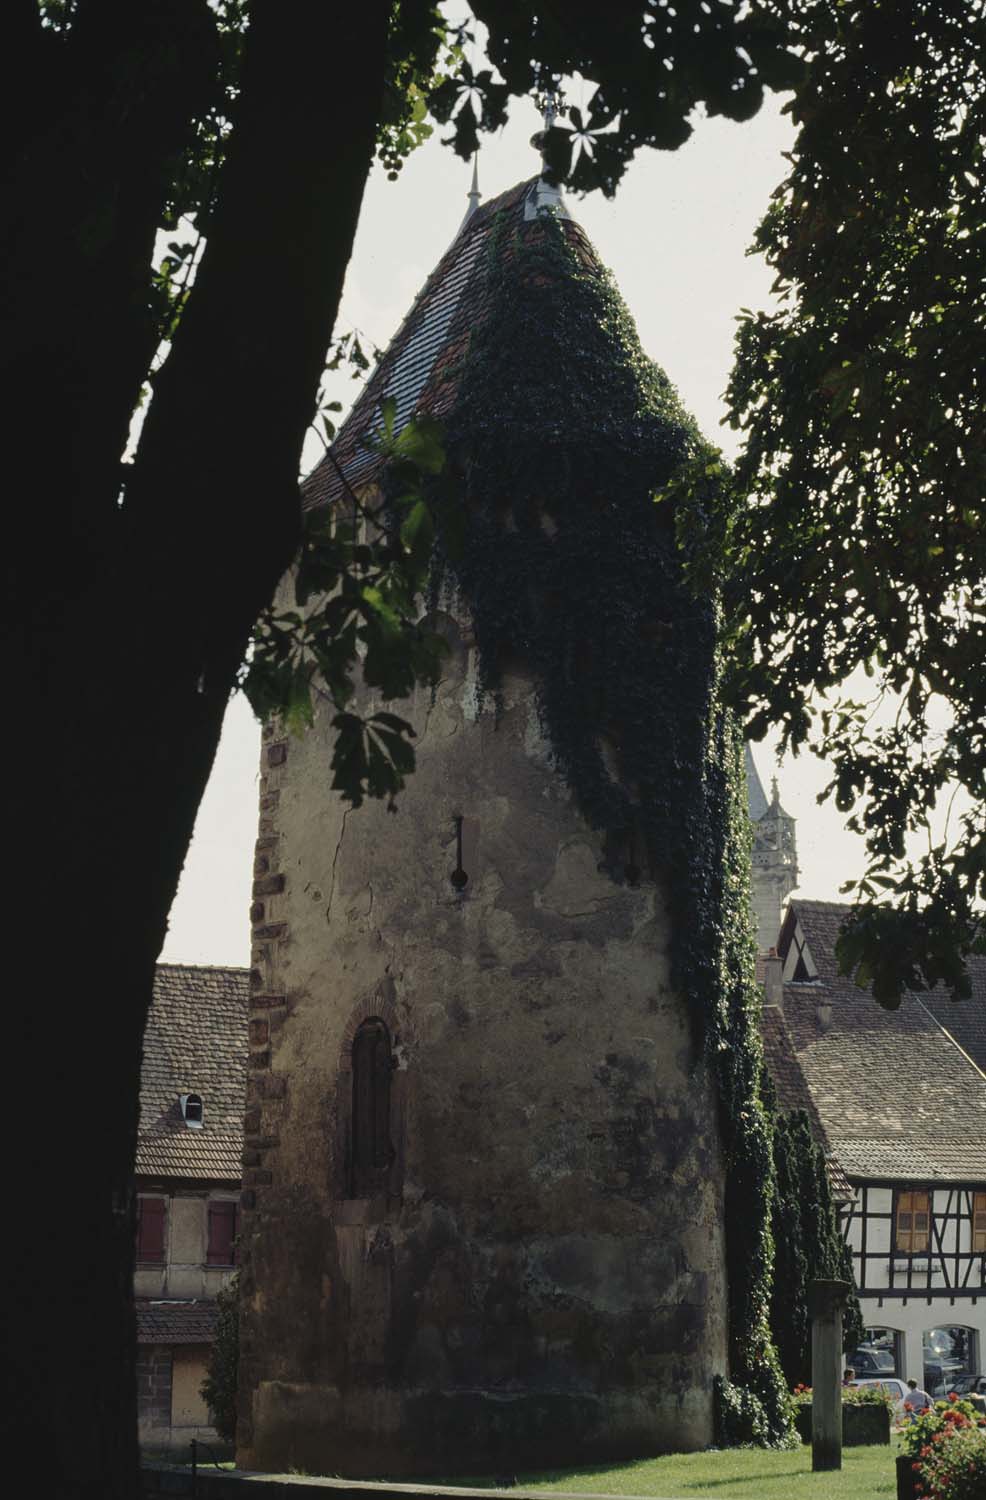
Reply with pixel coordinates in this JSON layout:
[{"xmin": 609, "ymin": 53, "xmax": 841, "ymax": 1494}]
[
  {"xmin": 457, "ymin": 152, "xmax": 482, "ymax": 235},
  {"xmin": 525, "ymin": 87, "xmax": 570, "ymax": 222},
  {"xmin": 466, "ymin": 152, "xmax": 481, "ymax": 216},
  {"xmin": 530, "ymin": 87, "xmax": 563, "ymax": 176}
]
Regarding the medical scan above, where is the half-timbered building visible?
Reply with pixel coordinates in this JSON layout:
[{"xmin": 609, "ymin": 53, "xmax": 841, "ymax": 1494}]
[{"xmin": 772, "ymin": 899, "xmax": 986, "ymax": 1392}]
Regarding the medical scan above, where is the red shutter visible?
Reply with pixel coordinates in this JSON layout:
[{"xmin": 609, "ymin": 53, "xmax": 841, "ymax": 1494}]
[
  {"xmin": 137, "ymin": 1197, "xmax": 166, "ymax": 1263},
  {"xmin": 207, "ymin": 1201, "xmax": 238, "ymax": 1265}
]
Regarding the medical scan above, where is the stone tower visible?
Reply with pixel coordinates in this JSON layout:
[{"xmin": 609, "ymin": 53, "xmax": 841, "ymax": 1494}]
[
  {"xmin": 745, "ymin": 745, "xmax": 798, "ymax": 952},
  {"xmin": 235, "ymin": 172, "xmax": 739, "ymax": 1477}
]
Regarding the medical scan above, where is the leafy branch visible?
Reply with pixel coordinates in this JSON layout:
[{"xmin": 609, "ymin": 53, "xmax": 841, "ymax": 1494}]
[
  {"xmin": 665, "ymin": 0, "xmax": 986, "ymax": 1006},
  {"xmin": 241, "ymin": 397, "xmax": 449, "ymax": 809}
]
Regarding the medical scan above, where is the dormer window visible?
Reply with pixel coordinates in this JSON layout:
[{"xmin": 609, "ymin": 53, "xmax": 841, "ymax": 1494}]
[
  {"xmin": 783, "ymin": 921, "xmax": 818, "ymax": 983},
  {"xmin": 180, "ymin": 1092, "xmax": 204, "ymax": 1129}
]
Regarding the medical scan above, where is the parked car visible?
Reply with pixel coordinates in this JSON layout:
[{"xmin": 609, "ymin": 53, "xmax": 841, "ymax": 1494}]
[
  {"xmin": 850, "ymin": 1346, "xmax": 897, "ymax": 1376},
  {"xmin": 945, "ymin": 1373, "xmax": 986, "ymax": 1397},
  {"xmin": 851, "ymin": 1377, "xmax": 909, "ymax": 1415},
  {"xmin": 925, "ymin": 1360, "xmax": 967, "ymax": 1396}
]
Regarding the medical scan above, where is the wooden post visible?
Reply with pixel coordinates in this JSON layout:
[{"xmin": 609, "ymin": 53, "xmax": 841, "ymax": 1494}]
[{"xmin": 809, "ymin": 1278, "xmax": 850, "ymax": 1472}]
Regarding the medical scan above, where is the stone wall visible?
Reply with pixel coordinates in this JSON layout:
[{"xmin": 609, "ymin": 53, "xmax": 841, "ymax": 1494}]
[
  {"xmin": 138, "ymin": 1346, "xmax": 174, "ymax": 1442},
  {"xmin": 237, "ymin": 619, "xmax": 729, "ymax": 1477}
]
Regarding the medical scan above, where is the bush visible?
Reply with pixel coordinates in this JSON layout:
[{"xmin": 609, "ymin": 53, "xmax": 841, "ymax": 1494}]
[
  {"xmin": 914, "ymin": 1422, "xmax": 986, "ymax": 1500},
  {"xmin": 769, "ymin": 1111, "xmax": 864, "ymax": 1388},
  {"xmin": 200, "ymin": 1273, "xmax": 239, "ymax": 1446},
  {"xmin": 900, "ymin": 1395, "xmax": 986, "ymax": 1458},
  {"xmin": 714, "ymin": 1374, "xmax": 796, "ymax": 1449},
  {"xmin": 900, "ymin": 1394, "xmax": 986, "ymax": 1500},
  {"xmin": 790, "ymin": 1382, "xmax": 895, "ymax": 1411}
]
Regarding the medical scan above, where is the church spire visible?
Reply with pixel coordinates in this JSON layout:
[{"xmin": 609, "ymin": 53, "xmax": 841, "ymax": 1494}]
[{"xmin": 747, "ymin": 745, "xmax": 798, "ymax": 952}]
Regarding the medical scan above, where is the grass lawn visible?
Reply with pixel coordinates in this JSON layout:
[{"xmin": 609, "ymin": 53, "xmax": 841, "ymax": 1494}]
[{"xmin": 441, "ymin": 1442, "xmax": 900, "ymax": 1499}]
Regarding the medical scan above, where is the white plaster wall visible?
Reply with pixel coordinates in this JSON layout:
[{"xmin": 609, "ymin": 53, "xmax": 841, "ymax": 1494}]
[{"xmin": 846, "ymin": 1187, "xmax": 980, "ymax": 1294}]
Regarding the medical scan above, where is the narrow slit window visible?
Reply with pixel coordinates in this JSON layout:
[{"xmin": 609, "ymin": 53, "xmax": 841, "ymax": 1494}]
[{"xmin": 351, "ymin": 1018, "xmax": 394, "ymax": 1197}]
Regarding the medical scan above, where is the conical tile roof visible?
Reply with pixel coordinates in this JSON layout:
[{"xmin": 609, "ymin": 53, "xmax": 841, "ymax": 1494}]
[{"xmin": 302, "ymin": 177, "xmax": 595, "ymax": 513}]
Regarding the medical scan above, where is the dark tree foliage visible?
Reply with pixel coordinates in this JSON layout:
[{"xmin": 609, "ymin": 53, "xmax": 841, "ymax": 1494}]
[
  {"xmin": 428, "ymin": 214, "xmax": 792, "ymax": 1445},
  {"xmin": 669, "ymin": 0, "xmax": 986, "ymax": 1006},
  {"xmin": 201, "ymin": 1274, "xmax": 240, "ymax": 1448},
  {"xmin": 4, "ymin": 6, "xmax": 429, "ymax": 1497},
  {"xmin": 433, "ymin": 0, "xmax": 803, "ymax": 190},
  {"xmin": 770, "ymin": 1111, "xmax": 864, "ymax": 1388}
]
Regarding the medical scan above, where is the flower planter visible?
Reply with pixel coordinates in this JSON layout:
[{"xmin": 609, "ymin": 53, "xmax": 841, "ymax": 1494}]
[
  {"xmin": 794, "ymin": 1402, "xmax": 891, "ymax": 1446},
  {"xmin": 896, "ymin": 1451, "xmax": 920, "ymax": 1500},
  {"xmin": 845, "ymin": 1403, "xmax": 892, "ymax": 1445}
]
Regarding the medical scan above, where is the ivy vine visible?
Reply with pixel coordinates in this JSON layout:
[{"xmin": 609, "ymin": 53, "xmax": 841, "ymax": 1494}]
[
  {"xmin": 770, "ymin": 1108, "xmax": 865, "ymax": 1389},
  {"xmin": 425, "ymin": 212, "xmax": 794, "ymax": 1445}
]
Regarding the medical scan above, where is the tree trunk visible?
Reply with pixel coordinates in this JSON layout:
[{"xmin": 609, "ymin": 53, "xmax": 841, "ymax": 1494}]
[{"xmin": 1, "ymin": 5, "xmax": 391, "ymax": 1496}]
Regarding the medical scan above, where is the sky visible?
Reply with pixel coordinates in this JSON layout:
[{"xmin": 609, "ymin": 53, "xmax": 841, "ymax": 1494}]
[{"xmin": 160, "ymin": 82, "xmax": 873, "ymax": 968}]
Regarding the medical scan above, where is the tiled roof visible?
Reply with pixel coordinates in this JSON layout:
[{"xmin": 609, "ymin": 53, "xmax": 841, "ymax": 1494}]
[
  {"xmin": 921, "ymin": 964, "xmax": 986, "ymax": 1075},
  {"xmin": 778, "ymin": 900, "xmax": 986, "ymax": 1183},
  {"xmin": 761, "ymin": 1003, "xmax": 853, "ymax": 1200},
  {"xmin": 833, "ymin": 1140, "xmax": 986, "ymax": 1182},
  {"xmin": 136, "ymin": 1299, "xmax": 219, "ymax": 1345},
  {"xmin": 302, "ymin": 178, "xmax": 594, "ymax": 514},
  {"xmin": 137, "ymin": 964, "xmax": 249, "ymax": 1182}
]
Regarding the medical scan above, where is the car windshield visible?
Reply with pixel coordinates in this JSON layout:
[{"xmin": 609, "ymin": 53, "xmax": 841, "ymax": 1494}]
[{"xmin": 854, "ymin": 1347, "xmax": 895, "ymax": 1373}]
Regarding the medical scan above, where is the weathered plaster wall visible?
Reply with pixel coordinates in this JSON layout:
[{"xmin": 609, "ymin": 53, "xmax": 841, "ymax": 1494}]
[
  {"xmin": 171, "ymin": 1348, "xmax": 213, "ymax": 1430},
  {"xmin": 134, "ymin": 1188, "xmax": 240, "ymax": 1300},
  {"xmin": 238, "ymin": 617, "xmax": 728, "ymax": 1477},
  {"xmin": 138, "ymin": 1341, "xmax": 221, "ymax": 1456}
]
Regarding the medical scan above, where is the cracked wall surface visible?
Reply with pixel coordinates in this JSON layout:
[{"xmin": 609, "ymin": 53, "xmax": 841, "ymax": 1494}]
[{"xmin": 237, "ymin": 612, "xmax": 728, "ymax": 1478}]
